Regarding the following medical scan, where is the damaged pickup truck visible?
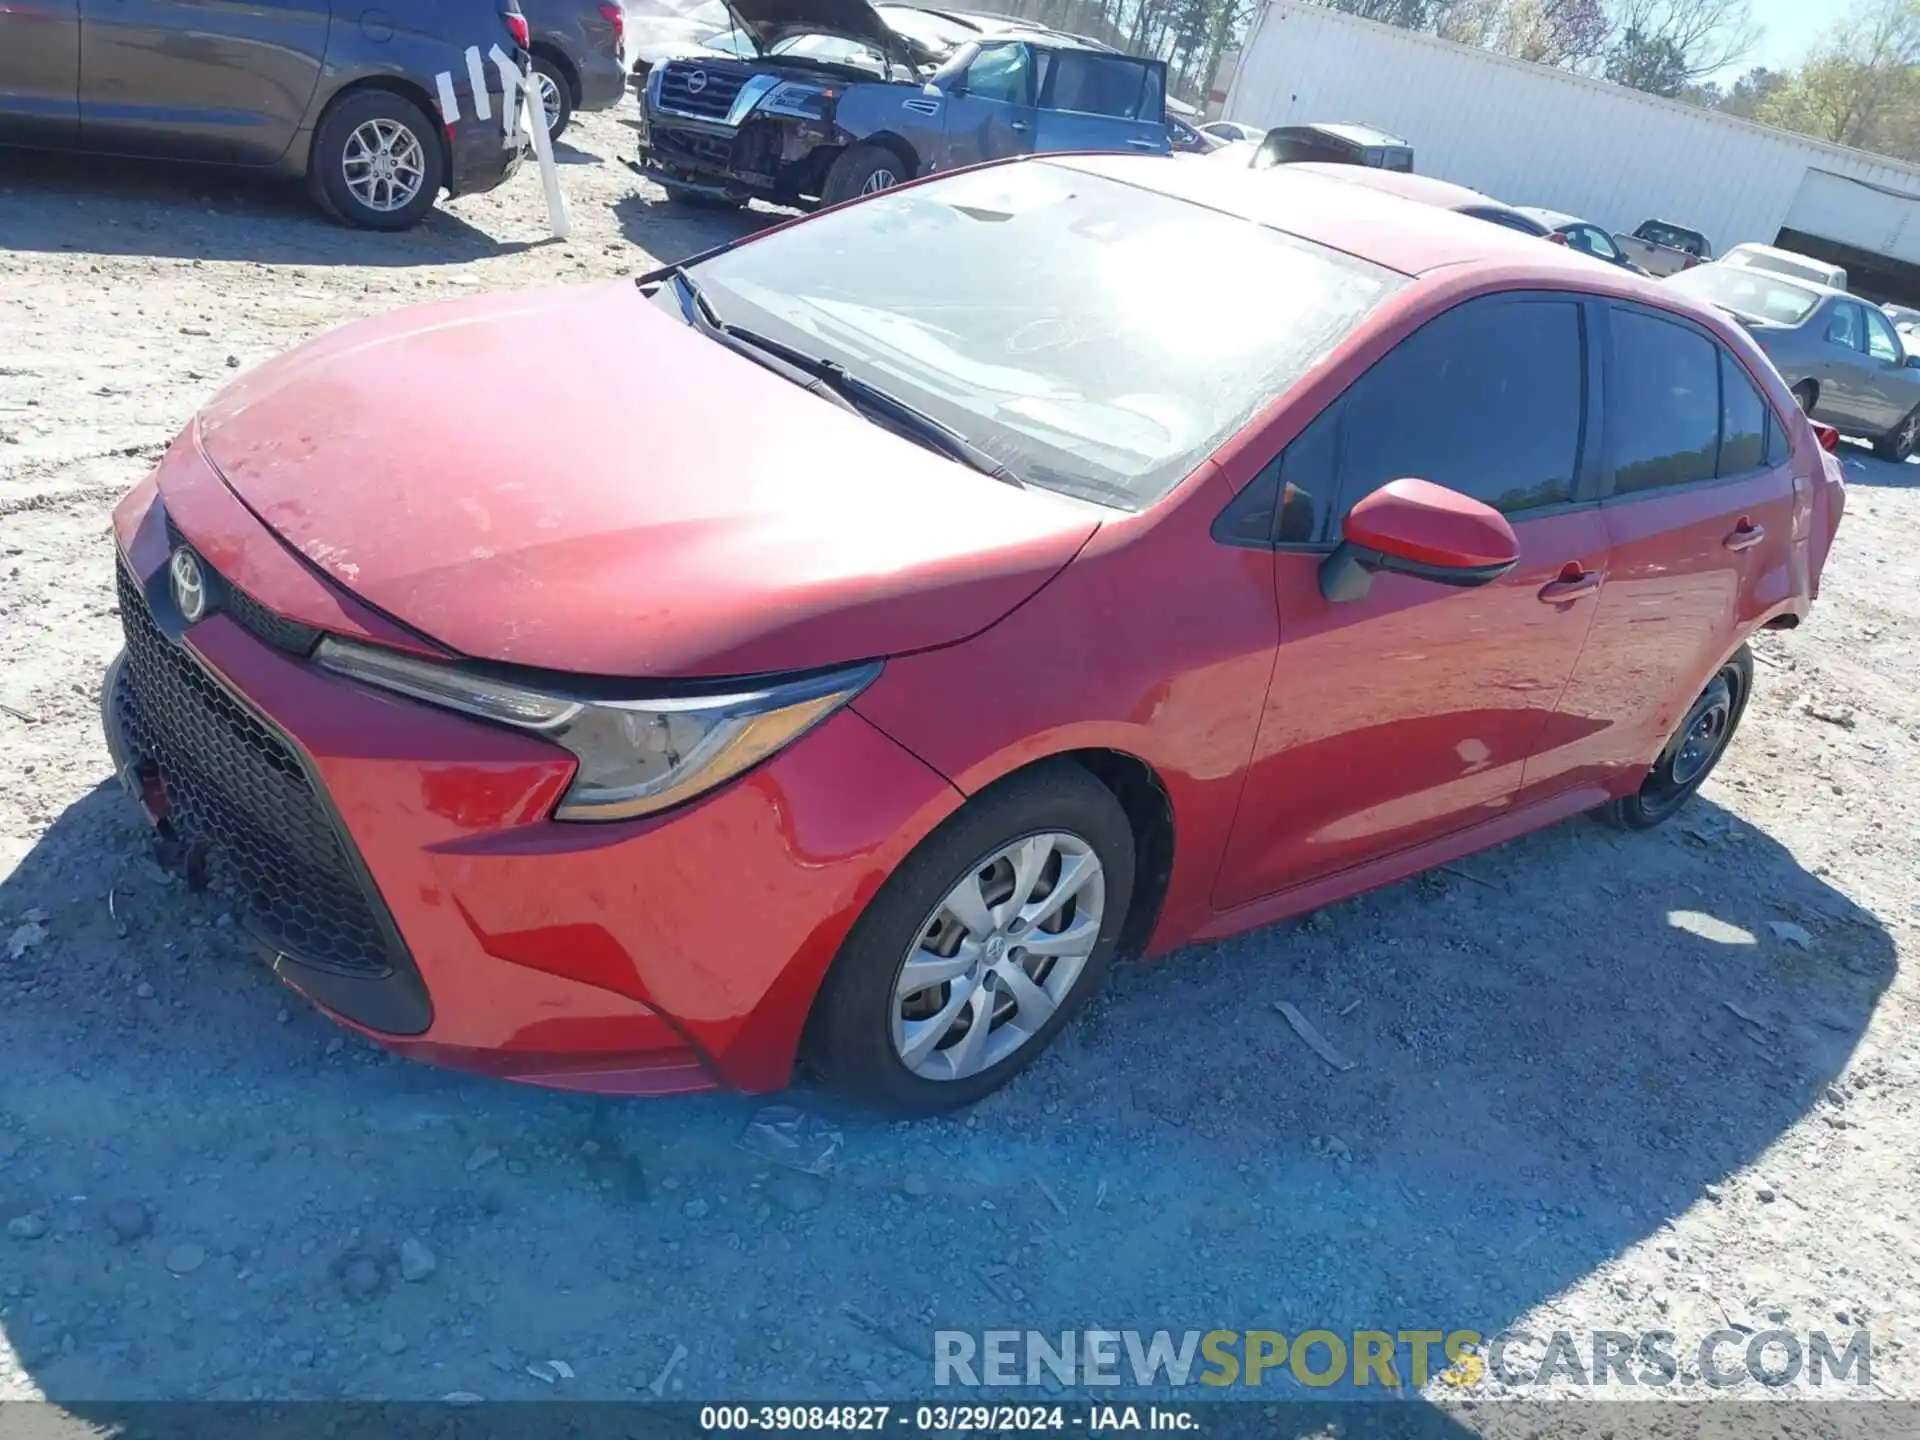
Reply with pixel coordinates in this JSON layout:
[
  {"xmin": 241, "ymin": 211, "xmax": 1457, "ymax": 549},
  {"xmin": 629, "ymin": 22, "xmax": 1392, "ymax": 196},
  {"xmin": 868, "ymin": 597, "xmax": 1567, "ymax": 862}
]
[{"xmin": 636, "ymin": 0, "xmax": 1170, "ymax": 208}]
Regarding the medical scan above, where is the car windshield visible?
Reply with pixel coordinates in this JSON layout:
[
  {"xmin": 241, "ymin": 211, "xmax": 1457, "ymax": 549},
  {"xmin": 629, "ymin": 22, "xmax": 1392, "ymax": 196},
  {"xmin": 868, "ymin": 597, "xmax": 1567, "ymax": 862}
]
[
  {"xmin": 1668, "ymin": 265, "xmax": 1821, "ymax": 325},
  {"xmin": 1639, "ymin": 222, "xmax": 1705, "ymax": 254},
  {"xmin": 687, "ymin": 161, "xmax": 1406, "ymax": 507}
]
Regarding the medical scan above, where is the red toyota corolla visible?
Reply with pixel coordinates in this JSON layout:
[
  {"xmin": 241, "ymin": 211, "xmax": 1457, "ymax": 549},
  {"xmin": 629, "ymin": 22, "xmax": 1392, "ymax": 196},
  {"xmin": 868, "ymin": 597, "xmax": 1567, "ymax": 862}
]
[{"xmin": 104, "ymin": 154, "xmax": 1846, "ymax": 1113}]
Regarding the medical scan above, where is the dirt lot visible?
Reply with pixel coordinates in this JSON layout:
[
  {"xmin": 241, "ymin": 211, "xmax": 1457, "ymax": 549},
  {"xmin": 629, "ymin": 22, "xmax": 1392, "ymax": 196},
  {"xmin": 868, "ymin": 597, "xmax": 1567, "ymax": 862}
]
[{"xmin": 2, "ymin": 109, "xmax": 1918, "ymax": 1420}]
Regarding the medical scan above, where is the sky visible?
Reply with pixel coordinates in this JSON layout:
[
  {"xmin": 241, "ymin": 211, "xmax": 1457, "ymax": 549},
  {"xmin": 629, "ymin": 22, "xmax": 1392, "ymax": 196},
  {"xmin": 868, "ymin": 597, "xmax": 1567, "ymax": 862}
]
[{"xmin": 1735, "ymin": 0, "xmax": 1839, "ymax": 74}]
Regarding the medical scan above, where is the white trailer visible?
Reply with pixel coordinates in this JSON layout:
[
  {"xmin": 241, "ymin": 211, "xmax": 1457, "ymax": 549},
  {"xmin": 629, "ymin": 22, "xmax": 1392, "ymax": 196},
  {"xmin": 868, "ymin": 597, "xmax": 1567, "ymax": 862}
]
[{"xmin": 1221, "ymin": 1, "xmax": 1920, "ymax": 297}]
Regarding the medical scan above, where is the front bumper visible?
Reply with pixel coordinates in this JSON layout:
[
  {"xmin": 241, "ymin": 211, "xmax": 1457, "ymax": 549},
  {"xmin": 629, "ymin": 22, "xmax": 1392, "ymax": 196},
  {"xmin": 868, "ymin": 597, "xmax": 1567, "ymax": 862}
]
[
  {"xmin": 104, "ymin": 456, "xmax": 963, "ymax": 1094},
  {"xmin": 637, "ymin": 106, "xmax": 837, "ymax": 203}
]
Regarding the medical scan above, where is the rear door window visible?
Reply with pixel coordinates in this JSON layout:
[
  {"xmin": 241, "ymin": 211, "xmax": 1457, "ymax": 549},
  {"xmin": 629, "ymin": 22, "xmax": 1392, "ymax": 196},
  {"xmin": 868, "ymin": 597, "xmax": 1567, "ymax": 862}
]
[
  {"xmin": 1826, "ymin": 302, "xmax": 1866, "ymax": 352},
  {"xmin": 1719, "ymin": 352, "xmax": 1770, "ymax": 476},
  {"xmin": 1042, "ymin": 51, "xmax": 1160, "ymax": 119},
  {"xmin": 1607, "ymin": 308, "xmax": 1724, "ymax": 493}
]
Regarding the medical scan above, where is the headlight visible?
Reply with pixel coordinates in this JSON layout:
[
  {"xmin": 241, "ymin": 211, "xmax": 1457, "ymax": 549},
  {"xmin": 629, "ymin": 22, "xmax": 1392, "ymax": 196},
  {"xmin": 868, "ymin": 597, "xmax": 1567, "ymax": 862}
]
[
  {"xmin": 314, "ymin": 638, "xmax": 878, "ymax": 823},
  {"xmin": 644, "ymin": 62, "xmax": 665, "ymax": 110},
  {"xmin": 757, "ymin": 81, "xmax": 832, "ymax": 119}
]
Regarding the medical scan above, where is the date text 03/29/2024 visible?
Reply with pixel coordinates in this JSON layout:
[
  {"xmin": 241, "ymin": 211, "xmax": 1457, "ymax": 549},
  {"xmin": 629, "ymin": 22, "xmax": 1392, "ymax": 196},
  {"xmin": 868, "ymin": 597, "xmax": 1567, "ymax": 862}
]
[{"xmin": 699, "ymin": 1405, "xmax": 1199, "ymax": 1431}]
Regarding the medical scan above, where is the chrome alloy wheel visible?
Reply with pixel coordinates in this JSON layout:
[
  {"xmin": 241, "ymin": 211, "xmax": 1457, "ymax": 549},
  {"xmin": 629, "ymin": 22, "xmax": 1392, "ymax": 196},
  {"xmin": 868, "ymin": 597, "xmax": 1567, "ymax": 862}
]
[
  {"xmin": 341, "ymin": 118, "xmax": 426, "ymax": 213},
  {"xmin": 891, "ymin": 833, "xmax": 1105, "ymax": 1082},
  {"xmin": 860, "ymin": 167, "xmax": 898, "ymax": 195},
  {"xmin": 535, "ymin": 70, "xmax": 564, "ymax": 133}
]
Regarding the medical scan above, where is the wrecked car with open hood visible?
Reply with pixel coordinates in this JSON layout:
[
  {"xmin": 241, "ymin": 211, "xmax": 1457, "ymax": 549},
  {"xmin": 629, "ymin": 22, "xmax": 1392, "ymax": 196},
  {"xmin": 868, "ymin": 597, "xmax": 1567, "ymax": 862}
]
[{"xmin": 635, "ymin": 0, "xmax": 1170, "ymax": 208}]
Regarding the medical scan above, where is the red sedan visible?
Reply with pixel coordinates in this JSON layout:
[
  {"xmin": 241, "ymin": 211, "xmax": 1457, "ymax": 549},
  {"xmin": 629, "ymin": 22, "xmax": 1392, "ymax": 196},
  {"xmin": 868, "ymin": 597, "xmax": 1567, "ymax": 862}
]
[{"xmin": 103, "ymin": 153, "xmax": 1846, "ymax": 1113}]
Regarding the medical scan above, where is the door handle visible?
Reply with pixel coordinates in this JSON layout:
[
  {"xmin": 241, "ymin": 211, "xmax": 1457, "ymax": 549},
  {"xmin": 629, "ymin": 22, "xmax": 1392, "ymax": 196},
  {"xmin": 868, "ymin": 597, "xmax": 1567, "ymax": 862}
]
[
  {"xmin": 1537, "ymin": 564, "xmax": 1602, "ymax": 604},
  {"xmin": 1127, "ymin": 137, "xmax": 1159, "ymax": 149},
  {"xmin": 1009, "ymin": 120, "xmax": 1028, "ymax": 132},
  {"xmin": 1724, "ymin": 518, "xmax": 1766, "ymax": 551}
]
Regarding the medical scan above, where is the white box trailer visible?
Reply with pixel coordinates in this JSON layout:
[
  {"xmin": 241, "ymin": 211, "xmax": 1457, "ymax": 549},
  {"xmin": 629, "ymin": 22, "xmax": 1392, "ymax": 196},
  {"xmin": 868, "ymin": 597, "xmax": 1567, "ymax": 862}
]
[{"xmin": 1221, "ymin": 0, "xmax": 1920, "ymax": 298}]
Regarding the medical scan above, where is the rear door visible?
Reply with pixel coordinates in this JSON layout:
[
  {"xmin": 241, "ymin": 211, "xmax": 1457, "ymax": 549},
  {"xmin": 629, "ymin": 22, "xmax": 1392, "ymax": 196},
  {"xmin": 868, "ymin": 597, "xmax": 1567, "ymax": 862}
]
[
  {"xmin": 77, "ymin": 0, "xmax": 331, "ymax": 164},
  {"xmin": 1815, "ymin": 298, "xmax": 1876, "ymax": 429},
  {"xmin": 1031, "ymin": 49, "xmax": 1167, "ymax": 156},
  {"xmin": 937, "ymin": 40, "xmax": 1037, "ymax": 168},
  {"xmin": 1214, "ymin": 292, "xmax": 1611, "ymax": 908},
  {"xmin": 0, "ymin": 0, "xmax": 81, "ymax": 145},
  {"xmin": 1537, "ymin": 304, "xmax": 1799, "ymax": 799}
]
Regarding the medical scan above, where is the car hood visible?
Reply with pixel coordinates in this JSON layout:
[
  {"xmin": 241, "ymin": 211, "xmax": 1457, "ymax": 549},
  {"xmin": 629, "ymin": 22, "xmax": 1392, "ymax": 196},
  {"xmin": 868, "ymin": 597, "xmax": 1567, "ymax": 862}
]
[
  {"xmin": 191, "ymin": 281, "xmax": 1100, "ymax": 679},
  {"xmin": 719, "ymin": 0, "xmax": 898, "ymax": 58}
]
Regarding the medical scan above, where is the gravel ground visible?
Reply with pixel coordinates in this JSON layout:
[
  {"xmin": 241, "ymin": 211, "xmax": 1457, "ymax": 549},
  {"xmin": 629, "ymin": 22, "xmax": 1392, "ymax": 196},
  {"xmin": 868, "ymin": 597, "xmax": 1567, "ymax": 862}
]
[{"xmin": 2, "ymin": 109, "xmax": 1917, "ymax": 1422}]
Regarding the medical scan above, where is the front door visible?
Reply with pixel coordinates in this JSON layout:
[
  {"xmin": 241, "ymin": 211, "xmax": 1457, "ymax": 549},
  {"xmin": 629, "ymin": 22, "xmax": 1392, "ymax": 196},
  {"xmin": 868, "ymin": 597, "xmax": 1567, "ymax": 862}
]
[
  {"xmin": 1539, "ymin": 304, "xmax": 1801, "ymax": 798},
  {"xmin": 937, "ymin": 41, "xmax": 1037, "ymax": 170},
  {"xmin": 1215, "ymin": 293, "xmax": 1609, "ymax": 909},
  {"xmin": 1860, "ymin": 305, "xmax": 1920, "ymax": 435},
  {"xmin": 0, "ymin": 0, "xmax": 81, "ymax": 146},
  {"xmin": 1031, "ymin": 50, "xmax": 1168, "ymax": 156},
  {"xmin": 77, "ymin": 0, "xmax": 331, "ymax": 164}
]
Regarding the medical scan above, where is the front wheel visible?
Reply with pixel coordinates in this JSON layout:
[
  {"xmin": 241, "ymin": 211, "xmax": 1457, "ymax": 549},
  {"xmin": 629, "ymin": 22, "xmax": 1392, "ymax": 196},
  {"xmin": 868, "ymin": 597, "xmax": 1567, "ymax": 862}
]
[
  {"xmin": 1603, "ymin": 645, "xmax": 1753, "ymax": 830},
  {"xmin": 821, "ymin": 144, "xmax": 908, "ymax": 206},
  {"xmin": 806, "ymin": 764, "xmax": 1135, "ymax": 1113},
  {"xmin": 308, "ymin": 90, "xmax": 444, "ymax": 231},
  {"xmin": 1874, "ymin": 404, "xmax": 1920, "ymax": 462}
]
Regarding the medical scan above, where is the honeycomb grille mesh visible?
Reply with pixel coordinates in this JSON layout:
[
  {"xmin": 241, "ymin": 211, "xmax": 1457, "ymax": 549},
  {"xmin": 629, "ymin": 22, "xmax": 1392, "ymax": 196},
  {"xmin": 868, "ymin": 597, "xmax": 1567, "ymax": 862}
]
[{"xmin": 114, "ymin": 561, "xmax": 393, "ymax": 977}]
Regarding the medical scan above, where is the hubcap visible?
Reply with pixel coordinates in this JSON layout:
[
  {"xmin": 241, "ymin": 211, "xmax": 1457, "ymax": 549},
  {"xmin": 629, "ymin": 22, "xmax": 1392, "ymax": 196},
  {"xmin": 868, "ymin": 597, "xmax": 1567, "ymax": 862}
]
[
  {"xmin": 860, "ymin": 168, "xmax": 898, "ymax": 195},
  {"xmin": 341, "ymin": 118, "xmax": 425, "ymax": 213},
  {"xmin": 536, "ymin": 72, "xmax": 563, "ymax": 131},
  {"xmin": 891, "ymin": 833, "xmax": 1105, "ymax": 1082},
  {"xmin": 1901, "ymin": 413, "xmax": 1917, "ymax": 451}
]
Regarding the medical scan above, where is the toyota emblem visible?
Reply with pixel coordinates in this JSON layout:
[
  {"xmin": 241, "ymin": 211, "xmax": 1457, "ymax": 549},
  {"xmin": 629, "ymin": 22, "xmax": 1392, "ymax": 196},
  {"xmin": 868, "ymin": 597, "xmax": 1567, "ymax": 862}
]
[
  {"xmin": 686, "ymin": 69, "xmax": 708, "ymax": 93},
  {"xmin": 169, "ymin": 547, "xmax": 208, "ymax": 625}
]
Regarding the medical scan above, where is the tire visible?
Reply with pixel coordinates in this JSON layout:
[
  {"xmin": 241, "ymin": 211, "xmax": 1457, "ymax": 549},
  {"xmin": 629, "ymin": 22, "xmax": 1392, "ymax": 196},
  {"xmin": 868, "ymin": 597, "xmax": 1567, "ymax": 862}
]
[
  {"xmin": 1792, "ymin": 382, "xmax": 1818, "ymax": 415},
  {"xmin": 1874, "ymin": 404, "xmax": 1920, "ymax": 462},
  {"xmin": 531, "ymin": 54, "xmax": 575, "ymax": 141},
  {"xmin": 1603, "ymin": 645, "xmax": 1754, "ymax": 830},
  {"xmin": 821, "ymin": 144, "xmax": 908, "ymax": 206},
  {"xmin": 309, "ymin": 89, "xmax": 444, "ymax": 232},
  {"xmin": 806, "ymin": 763, "xmax": 1136, "ymax": 1114}
]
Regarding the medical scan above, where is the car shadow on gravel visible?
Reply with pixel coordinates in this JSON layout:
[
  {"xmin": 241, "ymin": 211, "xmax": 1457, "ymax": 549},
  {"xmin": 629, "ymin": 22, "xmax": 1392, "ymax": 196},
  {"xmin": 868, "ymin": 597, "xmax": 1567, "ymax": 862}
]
[
  {"xmin": 0, "ymin": 151, "xmax": 533, "ymax": 267},
  {"xmin": 1842, "ymin": 448, "xmax": 1919, "ymax": 487},
  {"xmin": 612, "ymin": 189, "xmax": 781, "ymax": 263},
  {"xmin": 0, "ymin": 777, "xmax": 1894, "ymax": 1413}
]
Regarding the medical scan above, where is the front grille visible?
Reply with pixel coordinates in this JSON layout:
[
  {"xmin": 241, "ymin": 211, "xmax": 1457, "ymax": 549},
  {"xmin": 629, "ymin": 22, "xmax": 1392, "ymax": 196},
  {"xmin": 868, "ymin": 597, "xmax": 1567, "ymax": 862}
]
[
  {"xmin": 114, "ymin": 561, "xmax": 393, "ymax": 978},
  {"xmin": 656, "ymin": 61, "xmax": 746, "ymax": 121}
]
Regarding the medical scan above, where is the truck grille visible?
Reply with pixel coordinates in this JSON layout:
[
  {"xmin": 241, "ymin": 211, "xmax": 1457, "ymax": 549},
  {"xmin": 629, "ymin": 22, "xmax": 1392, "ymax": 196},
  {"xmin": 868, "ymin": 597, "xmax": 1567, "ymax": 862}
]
[
  {"xmin": 113, "ymin": 560, "xmax": 394, "ymax": 979},
  {"xmin": 657, "ymin": 61, "xmax": 747, "ymax": 121}
]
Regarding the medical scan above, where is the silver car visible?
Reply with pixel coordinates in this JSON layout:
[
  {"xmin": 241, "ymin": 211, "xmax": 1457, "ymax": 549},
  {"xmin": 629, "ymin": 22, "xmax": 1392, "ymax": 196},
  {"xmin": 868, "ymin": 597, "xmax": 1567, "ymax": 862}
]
[{"xmin": 1667, "ymin": 263, "xmax": 1920, "ymax": 462}]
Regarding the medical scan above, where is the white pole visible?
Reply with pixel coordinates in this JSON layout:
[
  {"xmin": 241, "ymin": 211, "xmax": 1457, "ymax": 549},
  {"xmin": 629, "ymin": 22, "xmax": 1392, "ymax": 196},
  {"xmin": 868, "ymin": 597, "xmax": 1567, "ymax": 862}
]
[{"xmin": 490, "ymin": 43, "xmax": 572, "ymax": 241}]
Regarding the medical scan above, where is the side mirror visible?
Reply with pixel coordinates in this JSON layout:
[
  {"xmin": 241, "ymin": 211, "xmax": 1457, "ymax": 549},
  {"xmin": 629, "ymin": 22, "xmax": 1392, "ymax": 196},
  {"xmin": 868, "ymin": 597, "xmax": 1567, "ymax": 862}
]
[
  {"xmin": 1904, "ymin": 353, "xmax": 1920, "ymax": 368},
  {"xmin": 1319, "ymin": 478, "xmax": 1521, "ymax": 603}
]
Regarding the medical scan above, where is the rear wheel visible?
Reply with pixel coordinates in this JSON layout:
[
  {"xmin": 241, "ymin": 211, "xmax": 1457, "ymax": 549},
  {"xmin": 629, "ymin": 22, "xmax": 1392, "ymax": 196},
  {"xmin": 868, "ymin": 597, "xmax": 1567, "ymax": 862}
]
[
  {"xmin": 822, "ymin": 144, "xmax": 908, "ymax": 206},
  {"xmin": 1603, "ymin": 646, "xmax": 1753, "ymax": 830},
  {"xmin": 1874, "ymin": 404, "xmax": 1920, "ymax": 462},
  {"xmin": 806, "ymin": 764, "xmax": 1135, "ymax": 1113},
  {"xmin": 531, "ymin": 54, "xmax": 575, "ymax": 141},
  {"xmin": 308, "ymin": 90, "xmax": 443, "ymax": 231}
]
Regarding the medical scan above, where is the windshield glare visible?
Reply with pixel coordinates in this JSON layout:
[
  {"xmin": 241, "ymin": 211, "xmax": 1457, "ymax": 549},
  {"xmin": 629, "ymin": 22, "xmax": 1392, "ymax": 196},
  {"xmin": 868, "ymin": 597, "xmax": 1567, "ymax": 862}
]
[
  {"xmin": 688, "ymin": 162, "xmax": 1406, "ymax": 507},
  {"xmin": 1669, "ymin": 265, "xmax": 1820, "ymax": 325}
]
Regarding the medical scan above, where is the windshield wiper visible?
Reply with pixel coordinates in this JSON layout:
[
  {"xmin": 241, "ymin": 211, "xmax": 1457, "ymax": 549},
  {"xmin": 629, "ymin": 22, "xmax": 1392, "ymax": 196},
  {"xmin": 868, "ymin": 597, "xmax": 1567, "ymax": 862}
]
[{"xmin": 658, "ymin": 268, "xmax": 1024, "ymax": 488}]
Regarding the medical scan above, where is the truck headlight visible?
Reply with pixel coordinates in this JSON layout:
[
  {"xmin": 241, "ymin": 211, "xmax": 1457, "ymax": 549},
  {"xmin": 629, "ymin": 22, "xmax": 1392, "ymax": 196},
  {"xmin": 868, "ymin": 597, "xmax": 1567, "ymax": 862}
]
[
  {"xmin": 314, "ymin": 638, "xmax": 879, "ymax": 822},
  {"xmin": 758, "ymin": 82, "xmax": 833, "ymax": 119}
]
